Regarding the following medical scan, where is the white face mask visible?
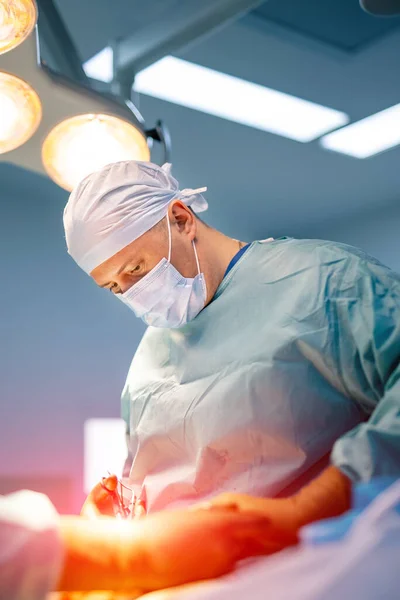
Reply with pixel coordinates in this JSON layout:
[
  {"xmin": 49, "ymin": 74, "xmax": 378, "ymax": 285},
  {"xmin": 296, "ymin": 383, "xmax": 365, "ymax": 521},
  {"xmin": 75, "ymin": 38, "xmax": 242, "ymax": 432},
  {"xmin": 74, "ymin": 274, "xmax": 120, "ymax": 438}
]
[{"xmin": 117, "ymin": 217, "xmax": 207, "ymax": 328}]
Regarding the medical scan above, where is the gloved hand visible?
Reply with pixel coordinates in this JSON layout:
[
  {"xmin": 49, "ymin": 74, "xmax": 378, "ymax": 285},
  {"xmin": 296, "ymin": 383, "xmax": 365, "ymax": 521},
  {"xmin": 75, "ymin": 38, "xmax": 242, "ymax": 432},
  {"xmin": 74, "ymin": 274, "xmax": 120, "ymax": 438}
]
[
  {"xmin": 193, "ymin": 466, "xmax": 352, "ymax": 551},
  {"xmin": 80, "ymin": 474, "xmax": 119, "ymax": 518},
  {"xmin": 81, "ymin": 474, "xmax": 146, "ymax": 520},
  {"xmin": 195, "ymin": 494, "xmax": 299, "ymax": 537}
]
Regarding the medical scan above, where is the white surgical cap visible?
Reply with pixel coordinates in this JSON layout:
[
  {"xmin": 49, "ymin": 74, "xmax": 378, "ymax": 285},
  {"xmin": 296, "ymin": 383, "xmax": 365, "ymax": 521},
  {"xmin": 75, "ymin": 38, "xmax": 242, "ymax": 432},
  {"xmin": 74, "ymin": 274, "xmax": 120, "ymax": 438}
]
[{"xmin": 63, "ymin": 160, "xmax": 208, "ymax": 274}]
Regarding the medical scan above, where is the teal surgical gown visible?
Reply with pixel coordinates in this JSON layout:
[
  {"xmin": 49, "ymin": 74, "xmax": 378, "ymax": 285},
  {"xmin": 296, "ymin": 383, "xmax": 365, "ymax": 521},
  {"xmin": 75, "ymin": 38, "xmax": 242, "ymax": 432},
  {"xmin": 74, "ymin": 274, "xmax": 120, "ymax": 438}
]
[{"xmin": 122, "ymin": 238, "xmax": 400, "ymax": 512}]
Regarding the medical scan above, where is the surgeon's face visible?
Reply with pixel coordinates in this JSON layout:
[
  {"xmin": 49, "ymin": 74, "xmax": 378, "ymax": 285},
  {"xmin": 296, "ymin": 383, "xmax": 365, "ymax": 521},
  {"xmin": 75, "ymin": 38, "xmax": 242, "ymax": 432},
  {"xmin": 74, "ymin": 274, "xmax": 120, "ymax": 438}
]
[{"xmin": 90, "ymin": 200, "xmax": 200, "ymax": 296}]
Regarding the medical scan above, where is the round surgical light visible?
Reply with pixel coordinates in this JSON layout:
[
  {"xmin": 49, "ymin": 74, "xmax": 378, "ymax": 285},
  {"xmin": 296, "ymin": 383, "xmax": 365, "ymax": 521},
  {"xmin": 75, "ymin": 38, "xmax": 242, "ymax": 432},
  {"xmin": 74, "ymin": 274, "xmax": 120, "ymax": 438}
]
[
  {"xmin": 0, "ymin": 71, "xmax": 41, "ymax": 153},
  {"xmin": 42, "ymin": 113, "xmax": 151, "ymax": 191},
  {"xmin": 0, "ymin": 0, "xmax": 37, "ymax": 56}
]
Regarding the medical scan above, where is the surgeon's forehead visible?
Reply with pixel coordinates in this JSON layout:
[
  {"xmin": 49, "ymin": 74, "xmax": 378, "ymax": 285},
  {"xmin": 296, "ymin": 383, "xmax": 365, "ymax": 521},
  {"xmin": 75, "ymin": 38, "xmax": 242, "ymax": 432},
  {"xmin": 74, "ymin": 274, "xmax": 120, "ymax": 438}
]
[
  {"xmin": 90, "ymin": 217, "xmax": 168, "ymax": 280},
  {"xmin": 90, "ymin": 229, "xmax": 163, "ymax": 279},
  {"xmin": 90, "ymin": 241, "xmax": 141, "ymax": 279}
]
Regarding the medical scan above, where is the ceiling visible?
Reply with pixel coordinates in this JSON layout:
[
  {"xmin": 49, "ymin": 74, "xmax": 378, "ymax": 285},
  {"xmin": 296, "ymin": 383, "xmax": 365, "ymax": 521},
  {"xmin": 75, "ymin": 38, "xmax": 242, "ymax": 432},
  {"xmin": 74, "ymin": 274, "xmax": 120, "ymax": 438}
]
[
  {"xmin": 54, "ymin": 0, "xmax": 400, "ymax": 60},
  {"xmin": 3, "ymin": 0, "xmax": 400, "ymax": 241},
  {"xmin": 253, "ymin": 0, "xmax": 400, "ymax": 52}
]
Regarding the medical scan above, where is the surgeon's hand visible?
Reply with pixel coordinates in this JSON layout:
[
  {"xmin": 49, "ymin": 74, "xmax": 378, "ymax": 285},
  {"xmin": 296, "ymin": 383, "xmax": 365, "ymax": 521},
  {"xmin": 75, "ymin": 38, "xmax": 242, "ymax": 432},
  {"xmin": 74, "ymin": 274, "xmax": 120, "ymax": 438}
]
[
  {"xmin": 194, "ymin": 494, "xmax": 300, "ymax": 551},
  {"xmin": 194, "ymin": 466, "xmax": 351, "ymax": 551},
  {"xmin": 81, "ymin": 474, "xmax": 119, "ymax": 518}
]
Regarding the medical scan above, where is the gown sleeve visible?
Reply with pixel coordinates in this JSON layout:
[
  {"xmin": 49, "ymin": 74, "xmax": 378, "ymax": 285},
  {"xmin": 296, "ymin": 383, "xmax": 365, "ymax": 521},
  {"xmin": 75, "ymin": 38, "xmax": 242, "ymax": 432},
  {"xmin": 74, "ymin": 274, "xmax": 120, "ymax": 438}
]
[{"xmin": 329, "ymin": 250, "xmax": 400, "ymax": 481}]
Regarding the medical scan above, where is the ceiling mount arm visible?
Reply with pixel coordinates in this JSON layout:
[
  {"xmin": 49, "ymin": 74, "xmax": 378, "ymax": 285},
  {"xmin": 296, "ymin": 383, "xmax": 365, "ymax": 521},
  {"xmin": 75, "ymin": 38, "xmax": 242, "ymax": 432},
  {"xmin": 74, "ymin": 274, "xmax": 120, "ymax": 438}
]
[{"xmin": 146, "ymin": 120, "xmax": 172, "ymax": 165}]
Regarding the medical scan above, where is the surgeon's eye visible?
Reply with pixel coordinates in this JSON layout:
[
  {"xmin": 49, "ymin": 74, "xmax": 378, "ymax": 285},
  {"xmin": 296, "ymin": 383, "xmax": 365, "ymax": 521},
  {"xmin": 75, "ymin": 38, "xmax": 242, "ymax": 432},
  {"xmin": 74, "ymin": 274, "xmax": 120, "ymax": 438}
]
[
  {"xmin": 109, "ymin": 283, "xmax": 122, "ymax": 294},
  {"xmin": 127, "ymin": 264, "xmax": 142, "ymax": 276}
]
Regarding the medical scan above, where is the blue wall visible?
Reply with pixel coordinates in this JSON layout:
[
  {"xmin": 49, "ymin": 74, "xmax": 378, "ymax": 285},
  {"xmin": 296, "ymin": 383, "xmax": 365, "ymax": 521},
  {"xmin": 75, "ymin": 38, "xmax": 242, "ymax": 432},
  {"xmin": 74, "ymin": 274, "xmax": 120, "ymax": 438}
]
[
  {"xmin": 0, "ymin": 164, "xmax": 145, "ymax": 512},
  {"xmin": 306, "ymin": 199, "xmax": 400, "ymax": 273}
]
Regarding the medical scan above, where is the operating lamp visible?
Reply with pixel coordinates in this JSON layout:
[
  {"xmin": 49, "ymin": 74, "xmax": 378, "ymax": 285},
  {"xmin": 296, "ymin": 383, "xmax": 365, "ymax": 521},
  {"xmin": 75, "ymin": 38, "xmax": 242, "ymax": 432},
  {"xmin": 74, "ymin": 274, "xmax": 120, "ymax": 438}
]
[
  {"xmin": 0, "ymin": 0, "xmax": 169, "ymax": 191},
  {"xmin": 0, "ymin": 0, "xmax": 37, "ymax": 55}
]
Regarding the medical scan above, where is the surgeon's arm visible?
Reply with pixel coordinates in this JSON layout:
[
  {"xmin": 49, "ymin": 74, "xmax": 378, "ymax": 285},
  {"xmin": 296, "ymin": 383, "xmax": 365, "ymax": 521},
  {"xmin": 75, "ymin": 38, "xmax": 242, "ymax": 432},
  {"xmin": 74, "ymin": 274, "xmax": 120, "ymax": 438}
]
[
  {"xmin": 196, "ymin": 464, "xmax": 351, "ymax": 537},
  {"xmin": 330, "ymin": 258, "xmax": 400, "ymax": 484},
  {"xmin": 196, "ymin": 255, "xmax": 400, "ymax": 538},
  {"xmin": 291, "ymin": 257, "xmax": 400, "ymax": 521}
]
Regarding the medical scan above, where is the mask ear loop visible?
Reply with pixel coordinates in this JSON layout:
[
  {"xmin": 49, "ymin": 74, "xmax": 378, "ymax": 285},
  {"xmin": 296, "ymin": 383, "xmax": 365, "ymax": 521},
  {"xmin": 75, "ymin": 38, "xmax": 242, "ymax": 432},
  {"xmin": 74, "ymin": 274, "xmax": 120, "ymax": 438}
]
[
  {"xmin": 193, "ymin": 239, "xmax": 201, "ymax": 276},
  {"xmin": 166, "ymin": 215, "xmax": 172, "ymax": 263}
]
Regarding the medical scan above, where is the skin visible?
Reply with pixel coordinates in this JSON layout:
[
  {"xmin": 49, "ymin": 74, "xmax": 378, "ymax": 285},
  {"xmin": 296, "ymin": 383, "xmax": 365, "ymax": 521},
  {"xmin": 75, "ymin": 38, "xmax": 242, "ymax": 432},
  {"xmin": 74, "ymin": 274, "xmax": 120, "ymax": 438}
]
[
  {"xmin": 56, "ymin": 508, "xmax": 292, "ymax": 593},
  {"xmin": 58, "ymin": 469, "xmax": 349, "ymax": 597},
  {"xmin": 90, "ymin": 200, "xmax": 245, "ymax": 304},
  {"xmin": 195, "ymin": 465, "xmax": 352, "ymax": 531}
]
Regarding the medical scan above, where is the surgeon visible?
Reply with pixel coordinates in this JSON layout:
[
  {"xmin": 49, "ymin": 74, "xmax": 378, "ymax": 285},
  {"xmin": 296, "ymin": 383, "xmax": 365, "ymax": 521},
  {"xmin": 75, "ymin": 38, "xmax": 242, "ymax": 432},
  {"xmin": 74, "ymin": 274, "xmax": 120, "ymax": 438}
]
[{"xmin": 63, "ymin": 160, "xmax": 400, "ymax": 550}]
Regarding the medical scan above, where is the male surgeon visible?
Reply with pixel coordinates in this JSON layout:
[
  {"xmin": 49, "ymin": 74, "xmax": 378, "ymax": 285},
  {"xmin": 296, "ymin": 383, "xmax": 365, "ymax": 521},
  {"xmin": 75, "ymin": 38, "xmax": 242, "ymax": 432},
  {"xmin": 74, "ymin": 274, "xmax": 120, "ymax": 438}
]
[{"xmin": 63, "ymin": 160, "xmax": 400, "ymax": 550}]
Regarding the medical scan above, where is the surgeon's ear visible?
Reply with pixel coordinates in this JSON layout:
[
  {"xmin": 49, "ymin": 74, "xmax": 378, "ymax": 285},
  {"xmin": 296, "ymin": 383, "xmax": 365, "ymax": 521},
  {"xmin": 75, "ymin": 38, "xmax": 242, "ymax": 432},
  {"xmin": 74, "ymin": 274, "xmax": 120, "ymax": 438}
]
[{"xmin": 169, "ymin": 200, "xmax": 196, "ymax": 240}]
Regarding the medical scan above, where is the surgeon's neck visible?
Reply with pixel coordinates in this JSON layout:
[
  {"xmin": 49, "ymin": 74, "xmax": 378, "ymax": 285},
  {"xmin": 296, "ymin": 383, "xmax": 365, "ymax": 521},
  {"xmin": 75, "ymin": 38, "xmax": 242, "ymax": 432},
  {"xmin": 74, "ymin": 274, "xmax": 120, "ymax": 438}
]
[{"xmin": 197, "ymin": 224, "xmax": 246, "ymax": 305}]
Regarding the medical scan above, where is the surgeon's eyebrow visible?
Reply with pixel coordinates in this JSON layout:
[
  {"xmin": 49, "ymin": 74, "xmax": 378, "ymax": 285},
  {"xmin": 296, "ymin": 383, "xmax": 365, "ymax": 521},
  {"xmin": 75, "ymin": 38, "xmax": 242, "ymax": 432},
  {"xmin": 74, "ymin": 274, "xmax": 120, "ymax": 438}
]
[
  {"xmin": 99, "ymin": 255, "xmax": 142, "ymax": 288},
  {"xmin": 116, "ymin": 256, "xmax": 141, "ymax": 276}
]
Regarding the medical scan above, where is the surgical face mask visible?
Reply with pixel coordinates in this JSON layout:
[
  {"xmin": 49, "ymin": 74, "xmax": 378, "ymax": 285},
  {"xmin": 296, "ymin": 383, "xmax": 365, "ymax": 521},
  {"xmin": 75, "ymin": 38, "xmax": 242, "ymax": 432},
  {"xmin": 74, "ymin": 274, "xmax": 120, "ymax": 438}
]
[{"xmin": 117, "ymin": 217, "xmax": 207, "ymax": 328}]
